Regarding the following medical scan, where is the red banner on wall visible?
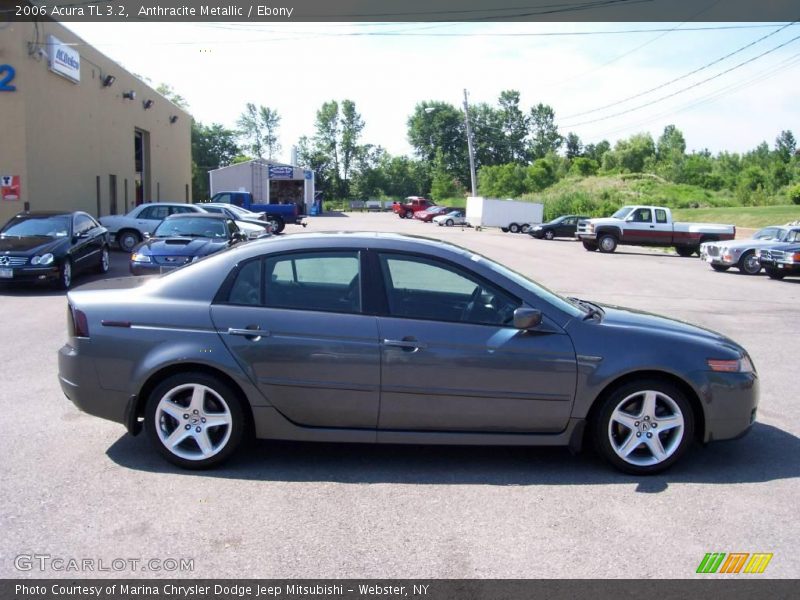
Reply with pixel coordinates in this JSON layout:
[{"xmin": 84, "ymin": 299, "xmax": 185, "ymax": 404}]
[{"xmin": 1, "ymin": 175, "xmax": 21, "ymax": 200}]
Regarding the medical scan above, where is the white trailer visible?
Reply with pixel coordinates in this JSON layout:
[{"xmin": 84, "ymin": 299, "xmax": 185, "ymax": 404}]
[{"xmin": 466, "ymin": 197, "xmax": 544, "ymax": 233}]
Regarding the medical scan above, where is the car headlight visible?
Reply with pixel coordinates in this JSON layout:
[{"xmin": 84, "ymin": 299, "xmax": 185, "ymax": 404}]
[
  {"xmin": 707, "ymin": 355, "xmax": 755, "ymax": 374},
  {"xmin": 31, "ymin": 253, "xmax": 54, "ymax": 265},
  {"xmin": 131, "ymin": 252, "xmax": 151, "ymax": 263},
  {"xmin": 533, "ymin": 226, "xmax": 542, "ymax": 231}
]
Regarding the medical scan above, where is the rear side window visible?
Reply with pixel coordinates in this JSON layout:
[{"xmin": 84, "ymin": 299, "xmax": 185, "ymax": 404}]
[
  {"xmin": 655, "ymin": 209, "xmax": 668, "ymax": 224},
  {"xmin": 264, "ymin": 252, "xmax": 361, "ymax": 313},
  {"xmin": 228, "ymin": 260, "xmax": 263, "ymax": 305}
]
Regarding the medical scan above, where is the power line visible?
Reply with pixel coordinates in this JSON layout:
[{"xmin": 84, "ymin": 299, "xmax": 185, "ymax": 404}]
[
  {"xmin": 559, "ymin": 32, "xmax": 800, "ymax": 129},
  {"xmin": 560, "ymin": 21, "xmax": 797, "ymax": 119}
]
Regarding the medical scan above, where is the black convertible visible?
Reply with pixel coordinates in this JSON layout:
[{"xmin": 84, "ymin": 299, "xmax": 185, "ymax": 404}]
[{"xmin": 0, "ymin": 211, "xmax": 109, "ymax": 289}]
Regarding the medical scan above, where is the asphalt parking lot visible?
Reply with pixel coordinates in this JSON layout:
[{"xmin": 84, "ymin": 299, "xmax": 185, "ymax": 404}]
[{"xmin": 1, "ymin": 212, "xmax": 798, "ymax": 579}]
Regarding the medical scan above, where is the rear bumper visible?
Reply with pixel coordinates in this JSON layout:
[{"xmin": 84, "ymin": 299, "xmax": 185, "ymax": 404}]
[{"xmin": 58, "ymin": 343, "xmax": 131, "ymax": 426}]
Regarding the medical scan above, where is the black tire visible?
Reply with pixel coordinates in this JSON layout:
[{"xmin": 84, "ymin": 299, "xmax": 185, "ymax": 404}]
[
  {"xmin": 598, "ymin": 234, "xmax": 617, "ymax": 253},
  {"xmin": 145, "ymin": 372, "xmax": 247, "ymax": 469},
  {"xmin": 766, "ymin": 268, "xmax": 785, "ymax": 280},
  {"xmin": 405, "ymin": 210, "xmax": 414, "ymax": 219},
  {"xmin": 446, "ymin": 219, "xmax": 454, "ymax": 227},
  {"xmin": 582, "ymin": 240, "xmax": 598, "ymax": 251},
  {"xmin": 593, "ymin": 378, "xmax": 695, "ymax": 475},
  {"xmin": 57, "ymin": 258, "xmax": 73, "ymax": 290},
  {"xmin": 737, "ymin": 250, "xmax": 761, "ymax": 275},
  {"xmin": 509, "ymin": 223, "xmax": 520, "ymax": 234},
  {"xmin": 711, "ymin": 264, "xmax": 730, "ymax": 272},
  {"xmin": 521, "ymin": 224, "xmax": 531, "ymax": 234},
  {"xmin": 675, "ymin": 246, "xmax": 696, "ymax": 258},
  {"xmin": 268, "ymin": 217, "xmax": 285, "ymax": 234},
  {"xmin": 500, "ymin": 227, "xmax": 509, "ymax": 233},
  {"xmin": 96, "ymin": 245, "xmax": 110, "ymax": 274},
  {"xmin": 544, "ymin": 229, "xmax": 555, "ymax": 240},
  {"xmin": 118, "ymin": 230, "xmax": 141, "ymax": 252}
]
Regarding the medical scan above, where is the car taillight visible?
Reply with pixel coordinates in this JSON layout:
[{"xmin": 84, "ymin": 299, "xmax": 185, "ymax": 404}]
[{"xmin": 68, "ymin": 304, "xmax": 90, "ymax": 338}]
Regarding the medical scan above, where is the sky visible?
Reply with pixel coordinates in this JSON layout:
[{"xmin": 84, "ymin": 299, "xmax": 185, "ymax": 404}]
[{"xmin": 65, "ymin": 21, "xmax": 800, "ymax": 165}]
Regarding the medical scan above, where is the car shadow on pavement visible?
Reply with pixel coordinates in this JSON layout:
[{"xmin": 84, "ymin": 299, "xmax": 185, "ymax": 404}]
[{"xmin": 106, "ymin": 422, "xmax": 799, "ymax": 492}]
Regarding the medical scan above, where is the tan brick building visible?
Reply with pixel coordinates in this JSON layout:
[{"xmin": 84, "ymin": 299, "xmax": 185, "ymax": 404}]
[{"xmin": 0, "ymin": 19, "xmax": 191, "ymax": 225}]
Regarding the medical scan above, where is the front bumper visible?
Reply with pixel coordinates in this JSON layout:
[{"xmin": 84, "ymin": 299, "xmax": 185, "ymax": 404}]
[
  {"xmin": 758, "ymin": 258, "xmax": 800, "ymax": 275},
  {"xmin": 0, "ymin": 265, "xmax": 60, "ymax": 284},
  {"xmin": 697, "ymin": 370, "xmax": 759, "ymax": 443}
]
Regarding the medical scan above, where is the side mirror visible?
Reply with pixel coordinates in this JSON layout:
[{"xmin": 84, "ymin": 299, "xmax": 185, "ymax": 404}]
[
  {"xmin": 232, "ymin": 231, "xmax": 247, "ymax": 242},
  {"xmin": 143, "ymin": 231, "xmax": 151, "ymax": 239},
  {"xmin": 513, "ymin": 307, "xmax": 542, "ymax": 330}
]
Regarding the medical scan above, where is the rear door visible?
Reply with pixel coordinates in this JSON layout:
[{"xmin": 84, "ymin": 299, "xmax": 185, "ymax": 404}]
[
  {"xmin": 211, "ymin": 250, "xmax": 381, "ymax": 429},
  {"xmin": 374, "ymin": 252, "xmax": 577, "ymax": 433}
]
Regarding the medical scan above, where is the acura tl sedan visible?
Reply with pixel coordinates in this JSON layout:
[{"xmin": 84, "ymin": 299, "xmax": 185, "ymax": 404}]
[{"xmin": 58, "ymin": 233, "xmax": 758, "ymax": 474}]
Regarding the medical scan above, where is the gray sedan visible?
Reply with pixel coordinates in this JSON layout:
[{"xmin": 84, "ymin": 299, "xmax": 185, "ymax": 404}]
[{"xmin": 58, "ymin": 233, "xmax": 758, "ymax": 474}]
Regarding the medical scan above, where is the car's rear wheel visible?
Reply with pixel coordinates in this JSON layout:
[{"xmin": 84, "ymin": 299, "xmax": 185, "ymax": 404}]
[
  {"xmin": 521, "ymin": 224, "xmax": 531, "ymax": 234},
  {"xmin": 509, "ymin": 223, "xmax": 520, "ymax": 234},
  {"xmin": 676, "ymin": 246, "xmax": 696, "ymax": 258},
  {"xmin": 598, "ymin": 234, "xmax": 617, "ymax": 253},
  {"xmin": 145, "ymin": 372, "xmax": 246, "ymax": 469},
  {"xmin": 738, "ymin": 251, "xmax": 761, "ymax": 275},
  {"xmin": 544, "ymin": 230, "xmax": 555, "ymax": 240},
  {"xmin": 118, "ymin": 230, "xmax": 141, "ymax": 252},
  {"xmin": 405, "ymin": 210, "xmax": 414, "ymax": 219},
  {"xmin": 446, "ymin": 219, "xmax": 454, "ymax": 227},
  {"xmin": 766, "ymin": 268, "xmax": 785, "ymax": 280},
  {"xmin": 594, "ymin": 379, "xmax": 694, "ymax": 475},
  {"xmin": 97, "ymin": 246, "xmax": 110, "ymax": 274},
  {"xmin": 268, "ymin": 217, "xmax": 285, "ymax": 234},
  {"xmin": 711, "ymin": 264, "xmax": 730, "ymax": 272}
]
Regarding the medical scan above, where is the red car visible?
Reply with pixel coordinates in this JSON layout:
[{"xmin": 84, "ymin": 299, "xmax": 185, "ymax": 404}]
[
  {"xmin": 414, "ymin": 206, "xmax": 452, "ymax": 222},
  {"xmin": 392, "ymin": 196, "xmax": 435, "ymax": 219}
]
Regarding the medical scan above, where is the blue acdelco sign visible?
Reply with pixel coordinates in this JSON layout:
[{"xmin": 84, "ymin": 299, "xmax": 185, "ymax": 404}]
[{"xmin": 268, "ymin": 166, "xmax": 294, "ymax": 179}]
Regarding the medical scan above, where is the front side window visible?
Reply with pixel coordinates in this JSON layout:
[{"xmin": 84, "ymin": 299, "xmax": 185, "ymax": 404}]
[
  {"xmin": 139, "ymin": 205, "xmax": 170, "ymax": 220},
  {"xmin": 264, "ymin": 251, "xmax": 361, "ymax": 313},
  {"xmin": 73, "ymin": 214, "xmax": 95, "ymax": 235},
  {"xmin": 378, "ymin": 253, "xmax": 519, "ymax": 326}
]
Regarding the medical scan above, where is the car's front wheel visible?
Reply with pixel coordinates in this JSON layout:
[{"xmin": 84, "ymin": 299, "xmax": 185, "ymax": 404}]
[
  {"xmin": 765, "ymin": 268, "xmax": 785, "ymax": 280},
  {"xmin": 598, "ymin": 234, "xmax": 617, "ymax": 253},
  {"xmin": 145, "ymin": 373, "xmax": 247, "ymax": 469},
  {"xmin": 58, "ymin": 258, "xmax": 73, "ymax": 290},
  {"xmin": 594, "ymin": 379, "xmax": 694, "ymax": 475},
  {"xmin": 738, "ymin": 251, "xmax": 761, "ymax": 275}
]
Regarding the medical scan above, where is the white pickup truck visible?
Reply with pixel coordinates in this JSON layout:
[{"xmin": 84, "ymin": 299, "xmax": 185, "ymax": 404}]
[{"xmin": 576, "ymin": 205, "xmax": 736, "ymax": 256}]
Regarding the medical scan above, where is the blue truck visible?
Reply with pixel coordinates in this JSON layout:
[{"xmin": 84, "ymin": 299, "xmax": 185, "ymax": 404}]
[{"xmin": 209, "ymin": 191, "xmax": 306, "ymax": 234}]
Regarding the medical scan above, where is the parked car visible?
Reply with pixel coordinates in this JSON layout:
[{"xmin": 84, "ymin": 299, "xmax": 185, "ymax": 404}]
[
  {"xmin": 700, "ymin": 225, "xmax": 799, "ymax": 275},
  {"xmin": 393, "ymin": 196, "xmax": 435, "ymax": 219},
  {"xmin": 433, "ymin": 210, "xmax": 468, "ymax": 227},
  {"xmin": 129, "ymin": 213, "xmax": 247, "ymax": 275},
  {"xmin": 756, "ymin": 228, "xmax": 800, "ymax": 280},
  {"xmin": 576, "ymin": 205, "xmax": 736, "ymax": 255},
  {"xmin": 529, "ymin": 215, "xmax": 590, "ymax": 240},
  {"xmin": 197, "ymin": 204, "xmax": 272, "ymax": 239},
  {"xmin": 414, "ymin": 206, "xmax": 452, "ymax": 223},
  {"xmin": 0, "ymin": 211, "xmax": 109, "ymax": 289},
  {"xmin": 100, "ymin": 202, "xmax": 204, "ymax": 251},
  {"xmin": 59, "ymin": 233, "xmax": 757, "ymax": 474}
]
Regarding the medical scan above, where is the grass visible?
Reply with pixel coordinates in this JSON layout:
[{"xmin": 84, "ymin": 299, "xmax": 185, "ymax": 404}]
[{"xmin": 672, "ymin": 205, "xmax": 800, "ymax": 228}]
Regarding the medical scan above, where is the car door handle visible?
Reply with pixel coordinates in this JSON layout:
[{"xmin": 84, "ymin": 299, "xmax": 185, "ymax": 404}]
[
  {"xmin": 228, "ymin": 327, "xmax": 270, "ymax": 340},
  {"xmin": 383, "ymin": 338, "xmax": 427, "ymax": 352}
]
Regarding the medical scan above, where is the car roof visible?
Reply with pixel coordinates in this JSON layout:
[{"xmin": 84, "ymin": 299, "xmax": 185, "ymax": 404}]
[
  {"xmin": 138, "ymin": 202, "xmax": 194, "ymax": 207},
  {"xmin": 163, "ymin": 213, "xmax": 228, "ymax": 220},
  {"xmin": 14, "ymin": 210, "xmax": 78, "ymax": 218}
]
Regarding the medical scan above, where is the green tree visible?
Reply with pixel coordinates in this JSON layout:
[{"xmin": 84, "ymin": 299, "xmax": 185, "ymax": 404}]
[
  {"xmin": 565, "ymin": 132, "xmax": 583, "ymax": 159},
  {"xmin": 613, "ymin": 133, "xmax": 656, "ymax": 173},
  {"xmin": 259, "ymin": 106, "xmax": 282, "ymax": 159},
  {"xmin": 237, "ymin": 103, "xmax": 281, "ymax": 159},
  {"xmin": 585, "ymin": 140, "xmax": 610, "ymax": 163},
  {"xmin": 656, "ymin": 125, "xmax": 686, "ymax": 181},
  {"xmin": 478, "ymin": 163, "xmax": 528, "ymax": 197},
  {"xmin": 775, "ymin": 130, "xmax": 796, "ymax": 163},
  {"xmin": 430, "ymin": 149, "xmax": 465, "ymax": 201},
  {"xmin": 339, "ymin": 100, "xmax": 365, "ymax": 197},
  {"xmin": 528, "ymin": 103, "xmax": 562, "ymax": 159},
  {"xmin": 191, "ymin": 121, "xmax": 240, "ymax": 201},
  {"xmin": 407, "ymin": 102, "xmax": 468, "ymax": 187},
  {"xmin": 155, "ymin": 83, "xmax": 189, "ymax": 110},
  {"xmin": 497, "ymin": 90, "xmax": 529, "ymax": 164},
  {"xmin": 570, "ymin": 157, "xmax": 599, "ymax": 177}
]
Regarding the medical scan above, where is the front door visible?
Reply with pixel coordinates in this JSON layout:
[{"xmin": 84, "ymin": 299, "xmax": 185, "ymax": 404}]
[
  {"xmin": 211, "ymin": 251, "xmax": 381, "ymax": 429},
  {"xmin": 375, "ymin": 252, "xmax": 577, "ymax": 433}
]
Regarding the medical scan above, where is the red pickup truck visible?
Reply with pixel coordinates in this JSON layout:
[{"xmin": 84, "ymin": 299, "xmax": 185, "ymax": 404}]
[{"xmin": 393, "ymin": 196, "xmax": 435, "ymax": 219}]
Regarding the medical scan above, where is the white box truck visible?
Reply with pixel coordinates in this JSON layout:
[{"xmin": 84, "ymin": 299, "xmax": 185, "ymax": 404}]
[{"xmin": 466, "ymin": 197, "xmax": 544, "ymax": 233}]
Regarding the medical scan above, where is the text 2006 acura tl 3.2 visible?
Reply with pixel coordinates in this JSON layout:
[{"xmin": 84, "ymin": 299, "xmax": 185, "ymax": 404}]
[{"xmin": 58, "ymin": 233, "xmax": 758, "ymax": 474}]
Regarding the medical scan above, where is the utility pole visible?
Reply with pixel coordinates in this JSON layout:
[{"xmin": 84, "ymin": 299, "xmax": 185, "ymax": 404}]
[{"xmin": 462, "ymin": 88, "xmax": 478, "ymax": 197}]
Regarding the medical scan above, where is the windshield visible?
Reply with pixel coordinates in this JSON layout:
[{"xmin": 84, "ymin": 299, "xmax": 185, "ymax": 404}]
[
  {"xmin": 611, "ymin": 206, "xmax": 634, "ymax": 219},
  {"xmin": 154, "ymin": 218, "xmax": 227, "ymax": 239},
  {"xmin": 1, "ymin": 216, "xmax": 70, "ymax": 238}
]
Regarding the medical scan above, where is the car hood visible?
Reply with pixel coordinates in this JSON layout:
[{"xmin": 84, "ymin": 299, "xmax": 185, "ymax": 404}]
[
  {"xmin": 137, "ymin": 237, "xmax": 228, "ymax": 256},
  {"xmin": 0, "ymin": 235, "xmax": 67, "ymax": 256},
  {"xmin": 760, "ymin": 242, "xmax": 800, "ymax": 252},
  {"xmin": 704, "ymin": 238, "xmax": 780, "ymax": 250},
  {"xmin": 597, "ymin": 304, "xmax": 741, "ymax": 351}
]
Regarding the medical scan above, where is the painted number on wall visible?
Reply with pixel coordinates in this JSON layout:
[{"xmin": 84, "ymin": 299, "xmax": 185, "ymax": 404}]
[{"xmin": 0, "ymin": 65, "xmax": 17, "ymax": 92}]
